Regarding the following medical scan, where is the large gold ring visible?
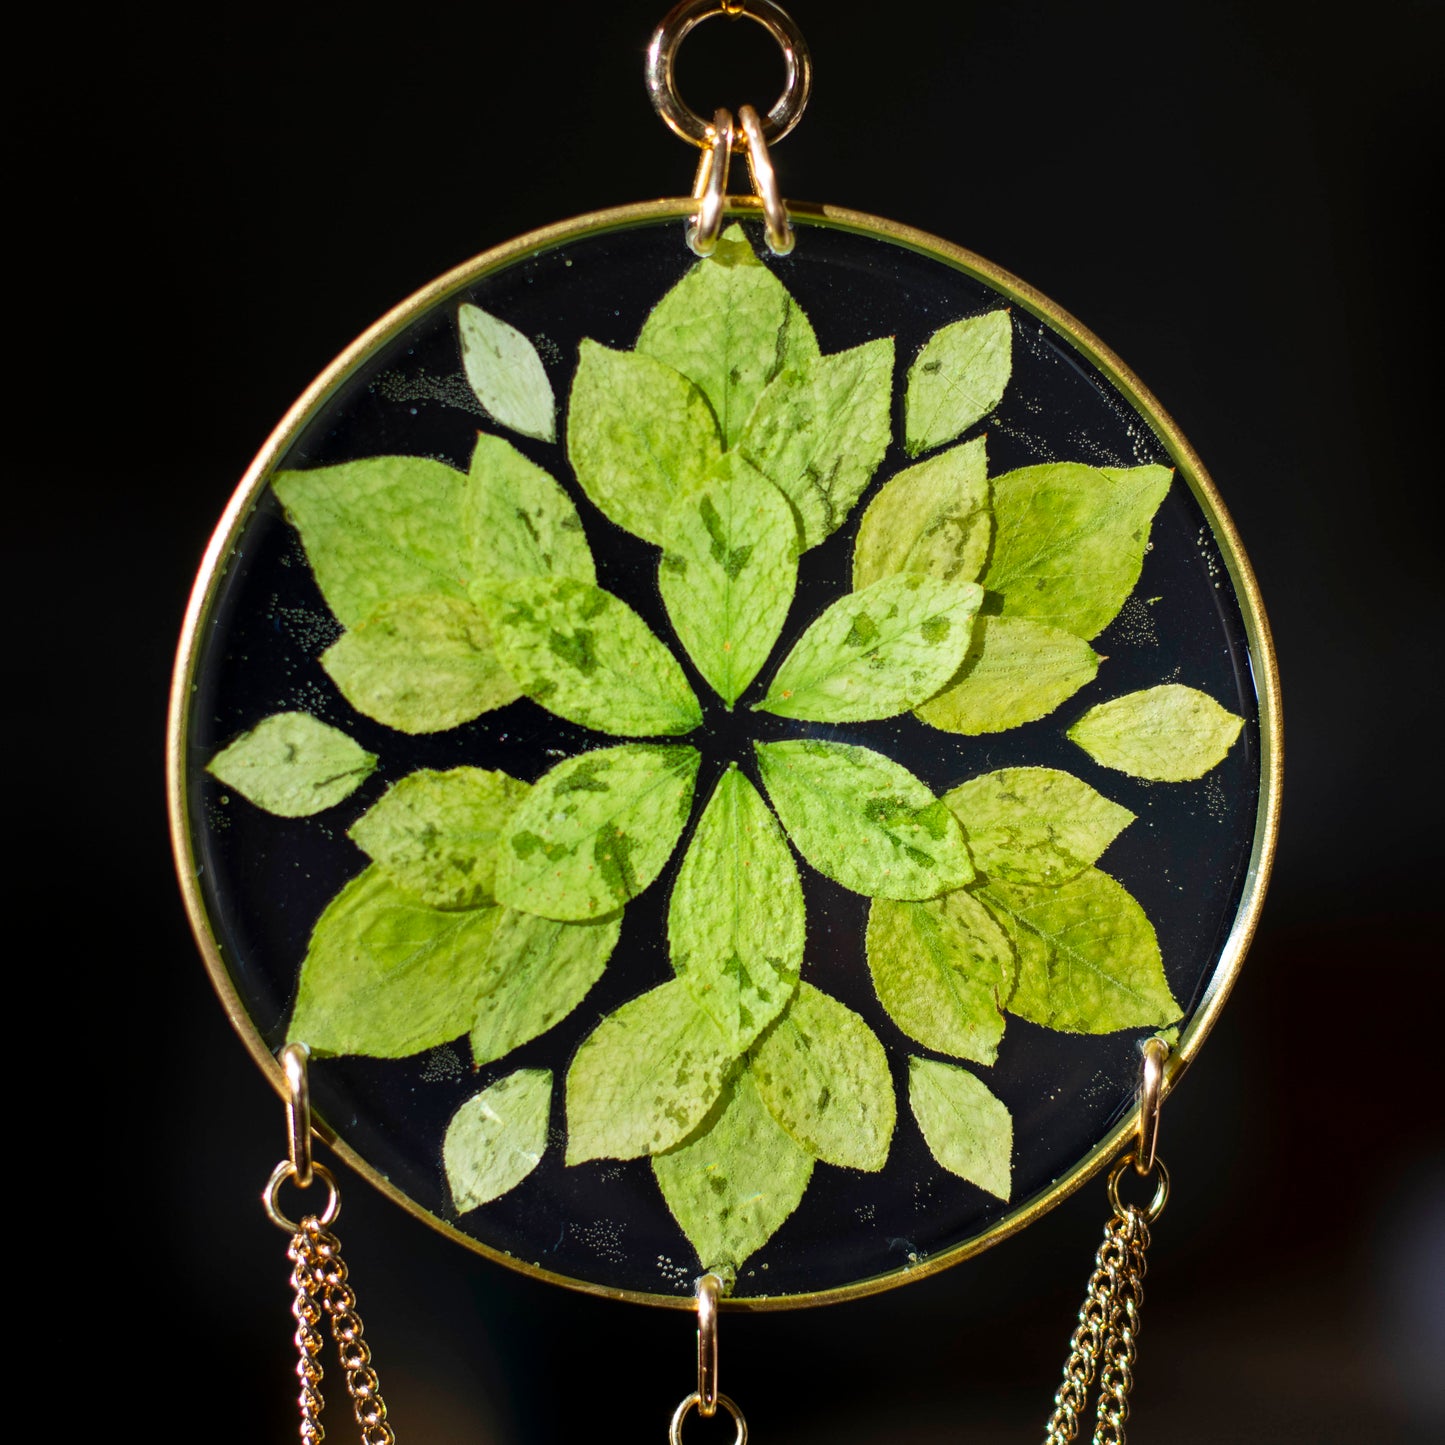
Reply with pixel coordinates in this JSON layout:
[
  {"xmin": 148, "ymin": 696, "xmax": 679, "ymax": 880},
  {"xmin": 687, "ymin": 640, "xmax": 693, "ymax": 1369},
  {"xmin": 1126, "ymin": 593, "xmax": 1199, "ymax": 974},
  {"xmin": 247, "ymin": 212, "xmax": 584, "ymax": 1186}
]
[
  {"xmin": 263, "ymin": 1160, "xmax": 341, "ymax": 1232},
  {"xmin": 646, "ymin": 0, "xmax": 812, "ymax": 149}
]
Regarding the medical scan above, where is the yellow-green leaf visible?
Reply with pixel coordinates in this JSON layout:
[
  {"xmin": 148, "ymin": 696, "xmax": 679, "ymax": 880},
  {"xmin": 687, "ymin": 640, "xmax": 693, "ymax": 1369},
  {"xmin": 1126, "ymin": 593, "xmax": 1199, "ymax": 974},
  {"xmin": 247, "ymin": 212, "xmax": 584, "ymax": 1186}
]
[
  {"xmin": 349, "ymin": 767, "xmax": 530, "ymax": 909},
  {"xmin": 904, "ymin": 311, "xmax": 1012, "ymax": 456},
  {"xmin": 866, "ymin": 893, "xmax": 1012, "ymax": 1065},
  {"xmin": 916, "ymin": 615, "xmax": 1100, "ymax": 736},
  {"xmin": 669, "ymin": 768, "xmax": 804, "ymax": 1053},
  {"xmin": 444, "ymin": 1069, "xmax": 552, "ymax": 1212},
  {"xmin": 852, "ymin": 437, "xmax": 991, "ymax": 590},
  {"xmin": 565, "ymin": 979, "xmax": 738, "ymax": 1162},
  {"xmin": 457, "ymin": 304, "xmax": 556, "ymax": 442},
  {"xmin": 757, "ymin": 573, "xmax": 982, "ymax": 723},
  {"xmin": 1068, "ymin": 684, "xmax": 1245, "ymax": 781},
  {"xmin": 907, "ymin": 1057, "xmax": 1012, "ymax": 1200},
  {"xmin": 652, "ymin": 1070, "xmax": 814, "ymax": 1274},
  {"xmin": 321, "ymin": 595, "xmax": 521, "ymax": 734},
  {"xmin": 207, "ymin": 712, "xmax": 376, "ymax": 817},
  {"xmin": 496, "ymin": 744, "xmax": 700, "ymax": 921},
  {"xmin": 658, "ymin": 453, "xmax": 800, "ymax": 706},
  {"xmin": 288, "ymin": 865, "xmax": 498, "ymax": 1058},
  {"xmin": 750, "ymin": 983, "xmax": 895, "ymax": 1171}
]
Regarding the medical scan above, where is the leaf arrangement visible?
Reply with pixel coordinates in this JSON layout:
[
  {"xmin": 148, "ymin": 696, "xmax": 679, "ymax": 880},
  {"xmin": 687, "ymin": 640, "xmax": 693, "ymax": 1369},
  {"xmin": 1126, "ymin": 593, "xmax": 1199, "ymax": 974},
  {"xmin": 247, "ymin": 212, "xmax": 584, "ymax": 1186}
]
[{"xmin": 207, "ymin": 225, "xmax": 1246, "ymax": 1281}]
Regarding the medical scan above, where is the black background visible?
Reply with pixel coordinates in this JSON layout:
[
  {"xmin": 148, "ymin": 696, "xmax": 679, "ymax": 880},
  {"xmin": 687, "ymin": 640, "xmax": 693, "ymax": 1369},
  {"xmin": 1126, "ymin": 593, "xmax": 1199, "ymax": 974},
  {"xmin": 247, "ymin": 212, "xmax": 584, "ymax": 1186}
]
[{"xmin": 21, "ymin": 0, "xmax": 1441, "ymax": 1439}]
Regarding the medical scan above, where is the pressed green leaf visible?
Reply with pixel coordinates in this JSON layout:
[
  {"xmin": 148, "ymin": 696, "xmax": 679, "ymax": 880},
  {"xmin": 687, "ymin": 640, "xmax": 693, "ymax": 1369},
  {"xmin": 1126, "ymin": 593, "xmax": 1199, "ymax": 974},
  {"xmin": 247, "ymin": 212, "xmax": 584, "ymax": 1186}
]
[
  {"xmin": 658, "ymin": 453, "xmax": 799, "ymax": 706},
  {"xmin": 984, "ymin": 463, "xmax": 1172, "ymax": 639},
  {"xmin": 669, "ymin": 768, "xmax": 804, "ymax": 1052},
  {"xmin": 207, "ymin": 712, "xmax": 376, "ymax": 817},
  {"xmin": 457, "ymin": 303, "xmax": 557, "ymax": 442},
  {"xmin": 321, "ymin": 595, "xmax": 521, "ymax": 734},
  {"xmin": 982, "ymin": 868, "xmax": 1182, "ymax": 1032},
  {"xmin": 943, "ymin": 767, "xmax": 1135, "ymax": 886},
  {"xmin": 636, "ymin": 224, "xmax": 807, "ymax": 447},
  {"xmin": 904, "ymin": 311, "xmax": 1012, "ymax": 456},
  {"xmin": 444, "ymin": 1069, "xmax": 552, "ymax": 1212},
  {"xmin": 981, "ymin": 894, "xmax": 1053, "ymax": 1022},
  {"xmin": 755, "ymin": 740, "xmax": 973, "ymax": 899},
  {"xmin": 273, "ymin": 456, "xmax": 468, "ymax": 627},
  {"xmin": 348, "ymin": 766, "xmax": 530, "ymax": 909},
  {"xmin": 565, "ymin": 979, "xmax": 738, "ymax": 1162},
  {"xmin": 1069, "ymin": 684, "xmax": 1245, "ymax": 781},
  {"xmin": 739, "ymin": 338, "xmax": 894, "ymax": 549},
  {"xmin": 463, "ymin": 433, "xmax": 594, "ymax": 592},
  {"xmin": 566, "ymin": 339, "xmax": 722, "ymax": 545},
  {"xmin": 470, "ymin": 908, "xmax": 621, "ymax": 1067},
  {"xmin": 907, "ymin": 1057, "xmax": 1012, "ymax": 1200},
  {"xmin": 496, "ymin": 744, "xmax": 700, "ymax": 921},
  {"xmin": 757, "ymin": 574, "xmax": 982, "ymax": 723},
  {"xmin": 866, "ymin": 893, "xmax": 1012, "ymax": 1065},
  {"xmin": 750, "ymin": 983, "xmax": 895, "ymax": 1171},
  {"xmin": 852, "ymin": 437, "xmax": 991, "ymax": 590},
  {"xmin": 653, "ymin": 1070, "xmax": 814, "ymax": 1273},
  {"xmin": 484, "ymin": 577, "xmax": 702, "ymax": 736},
  {"xmin": 288, "ymin": 865, "xmax": 498, "ymax": 1057},
  {"xmin": 916, "ymin": 616, "xmax": 1100, "ymax": 736}
]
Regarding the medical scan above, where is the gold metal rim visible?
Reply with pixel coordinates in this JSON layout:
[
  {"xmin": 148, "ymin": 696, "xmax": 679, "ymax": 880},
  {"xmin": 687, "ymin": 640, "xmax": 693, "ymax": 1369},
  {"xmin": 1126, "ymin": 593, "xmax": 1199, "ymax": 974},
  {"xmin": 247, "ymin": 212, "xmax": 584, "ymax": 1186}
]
[{"xmin": 167, "ymin": 195, "xmax": 1282, "ymax": 1313}]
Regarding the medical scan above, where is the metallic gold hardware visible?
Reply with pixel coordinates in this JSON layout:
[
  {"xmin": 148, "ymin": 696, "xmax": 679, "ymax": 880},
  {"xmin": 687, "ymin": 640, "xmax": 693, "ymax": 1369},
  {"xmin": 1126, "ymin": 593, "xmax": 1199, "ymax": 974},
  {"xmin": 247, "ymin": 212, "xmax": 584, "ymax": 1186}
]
[
  {"xmin": 695, "ymin": 1273, "xmax": 722, "ymax": 1415},
  {"xmin": 737, "ymin": 103, "xmax": 792, "ymax": 254},
  {"xmin": 670, "ymin": 1391, "xmax": 747, "ymax": 1445},
  {"xmin": 282, "ymin": 1041, "xmax": 315, "ymax": 1187},
  {"xmin": 1106, "ymin": 1155, "xmax": 1169, "ymax": 1224},
  {"xmin": 646, "ymin": 0, "xmax": 812, "ymax": 149},
  {"xmin": 290, "ymin": 1214, "xmax": 396, "ymax": 1445},
  {"xmin": 688, "ymin": 110, "xmax": 734, "ymax": 257},
  {"xmin": 265, "ymin": 1159, "xmax": 341, "ymax": 1232},
  {"xmin": 1134, "ymin": 1037, "xmax": 1167, "ymax": 1176}
]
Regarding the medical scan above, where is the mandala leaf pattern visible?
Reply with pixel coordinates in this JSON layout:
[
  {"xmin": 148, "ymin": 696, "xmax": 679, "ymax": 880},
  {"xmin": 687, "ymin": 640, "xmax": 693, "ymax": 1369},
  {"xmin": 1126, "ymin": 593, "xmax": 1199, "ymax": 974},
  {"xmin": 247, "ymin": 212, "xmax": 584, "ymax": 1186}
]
[
  {"xmin": 208, "ymin": 712, "xmax": 376, "ymax": 817},
  {"xmin": 457, "ymin": 304, "xmax": 557, "ymax": 442},
  {"xmin": 904, "ymin": 311, "xmax": 1012, "ymax": 456},
  {"xmin": 1069, "ymin": 684, "xmax": 1244, "ymax": 781},
  {"xmin": 908, "ymin": 1056, "xmax": 1012, "ymax": 1200},
  {"xmin": 444, "ymin": 1068, "xmax": 553, "ymax": 1212}
]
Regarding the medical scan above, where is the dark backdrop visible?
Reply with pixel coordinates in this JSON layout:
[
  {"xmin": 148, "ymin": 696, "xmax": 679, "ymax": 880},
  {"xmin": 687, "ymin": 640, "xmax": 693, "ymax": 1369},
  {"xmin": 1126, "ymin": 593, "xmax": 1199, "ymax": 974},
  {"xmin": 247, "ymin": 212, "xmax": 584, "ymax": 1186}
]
[{"xmin": 20, "ymin": 0, "xmax": 1440, "ymax": 1438}]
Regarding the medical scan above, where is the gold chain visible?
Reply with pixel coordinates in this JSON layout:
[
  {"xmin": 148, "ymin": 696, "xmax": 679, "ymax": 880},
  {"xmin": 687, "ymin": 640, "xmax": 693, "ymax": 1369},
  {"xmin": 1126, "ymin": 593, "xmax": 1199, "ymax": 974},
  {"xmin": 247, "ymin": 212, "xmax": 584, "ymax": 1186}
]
[{"xmin": 286, "ymin": 1215, "xmax": 396, "ymax": 1445}]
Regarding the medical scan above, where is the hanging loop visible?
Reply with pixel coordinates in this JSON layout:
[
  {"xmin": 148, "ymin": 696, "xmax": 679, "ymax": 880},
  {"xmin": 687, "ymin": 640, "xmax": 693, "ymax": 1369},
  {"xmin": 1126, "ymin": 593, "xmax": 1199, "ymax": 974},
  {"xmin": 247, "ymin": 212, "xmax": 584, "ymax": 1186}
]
[
  {"xmin": 264, "ymin": 1159, "xmax": 340, "ymax": 1232},
  {"xmin": 688, "ymin": 110, "xmax": 734, "ymax": 257},
  {"xmin": 695, "ymin": 1273, "xmax": 722, "ymax": 1416},
  {"xmin": 1134, "ymin": 1036, "xmax": 1168, "ymax": 1177},
  {"xmin": 737, "ymin": 104, "xmax": 793, "ymax": 254},
  {"xmin": 1106, "ymin": 1154, "xmax": 1170, "ymax": 1225},
  {"xmin": 646, "ymin": 0, "xmax": 812, "ymax": 149},
  {"xmin": 282, "ymin": 1040, "xmax": 315, "ymax": 1187},
  {"xmin": 670, "ymin": 1391, "xmax": 747, "ymax": 1445}
]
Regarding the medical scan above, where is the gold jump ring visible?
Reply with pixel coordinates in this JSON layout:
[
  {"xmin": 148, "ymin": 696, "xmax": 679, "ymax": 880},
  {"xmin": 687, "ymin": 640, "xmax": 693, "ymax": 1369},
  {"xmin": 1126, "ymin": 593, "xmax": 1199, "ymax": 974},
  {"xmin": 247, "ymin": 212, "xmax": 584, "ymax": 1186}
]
[
  {"xmin": 1107, "ymin": 1154, "xmax": 1169, "ymax": 1224},
  {"xmin": 688, "ymin": 110, "xmax": 734, "ymax": 257},
  {"xmin": 263, "ymin": 1160, "xmax": 341, "ymax": 1232},
  {"xmin": 670, "ymin": 1391, "xmax": 747, "ymax": 1445}
]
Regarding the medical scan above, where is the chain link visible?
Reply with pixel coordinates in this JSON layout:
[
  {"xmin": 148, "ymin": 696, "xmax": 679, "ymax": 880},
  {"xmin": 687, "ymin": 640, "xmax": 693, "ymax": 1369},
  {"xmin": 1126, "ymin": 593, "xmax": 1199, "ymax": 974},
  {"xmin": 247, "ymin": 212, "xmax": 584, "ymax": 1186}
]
[{"xmin": 287, "ymin": 1215, "xmax": 396, "ymax": 1445}]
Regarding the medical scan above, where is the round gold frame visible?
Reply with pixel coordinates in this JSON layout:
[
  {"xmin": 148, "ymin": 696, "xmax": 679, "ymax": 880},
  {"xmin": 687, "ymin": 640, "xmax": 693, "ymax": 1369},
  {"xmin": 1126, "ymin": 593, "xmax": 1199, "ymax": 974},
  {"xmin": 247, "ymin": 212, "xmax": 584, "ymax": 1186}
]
[{"xmin": 167, "ymin": 197, "xmax": 1282, "ymax": 1313}]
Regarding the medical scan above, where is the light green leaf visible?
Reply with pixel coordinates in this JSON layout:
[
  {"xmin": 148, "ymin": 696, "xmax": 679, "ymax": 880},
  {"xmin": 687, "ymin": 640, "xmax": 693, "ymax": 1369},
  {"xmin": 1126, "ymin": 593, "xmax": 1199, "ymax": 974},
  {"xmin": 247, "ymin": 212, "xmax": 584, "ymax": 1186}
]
[
  {"xmin": 739, "ymin": 338, "xmax": 894, "ymax": 549},
  {"xmin": 483, "ymin": 577, "xmax": 702, "ymax": 737},
  {"xmin": 470, "ymin": 909, "xmax": 621, "ymax": 1067},
  {"xmin": 207, "ymin": 712, "xmax": 376, "ymax": 817},
  {"xmin": 496, "ymin": 744, "xmax": 700, "ymax": 921},
  {"xmin": 637, "ymin": 225, "xmax": 806, "ymax": 447},
  {"xmin": 321, "ymin": 595, "xmax": 521, "ymax": 734},
  {"xmin": 916, "ymin": 616, "xmax": 1100, "ymax": 736},
  {"xmin": 981, "ymin": 868, "xmax": 1182, "ymax": 1032},
  {"xmin": 566, "ymin": 339, "xmax": 722, "ymax": 545},
  {"xmin": 457, "ymin": 303, "xmax": 556, "ymax": 442},
  {"xmin": 755, "ymin": 740, "xmax": 973, "ymax": 899},
  {"xmin": 444, "ymin": 1069, "xmax": 552, "ymax": 1212},
  {"xmin": 565, "ymin": 979, "xmax": 738, "ymax": 1162},
  {"xmin": 981, "ymin": 893, "xmax": 1053, "ymax": 1022},
  {"xmin": 653, "ymin": 1070, "xmax": 814, "ymax": 1273},
  {"xmin": 288, "ymin": 865, "xmax": 498, "ymax": 1057},
  {"xmin": 273, "ymin": 456, "xmax": 468, "ymax": 627},
  {"xmin": 1068, "ymin": 684, "xmax": 1245, "ymax": 781},
  {"xmin": 943, "ymin": 767, "xmax": 1135, "ymax": 886},
  {"xmin": 669, "ymin": 768, "xmax": 804, "ymax": 1053},
  {"xmin": 984, "ymin": 463, "xmax": 1172, "ymax": 639},
  {"xmin": 904, "ymin": 311, "xmax": 1012, "ymax": 456},
  {"xmin": 907, "ymin": 1057, "xmax": 1012, "ymax": 1200},
  {"xmin": 852, "ymin": 437, "xmax": 991, "ymax": 590},
  {"xmin": 463, "ymin": 433, "xmax": 594, "ymax": 592},
  {"xmin": 866, "ymin": 893, "xmax": 1012, "ymax": 1065},
  {"xmin": 658, "ymin": 453, "xmax": 799, "ymax": 706},
  {"xmin": 750, "ymin": 982, "xmax": 895, "ymax": 1171},
  {"xmin": 348, "ymin": 767, "xmax": 530, "ymax": 909},
  {"xmin": 757, "ymin": 573, "xmax": 982, "ymax": 723}
]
